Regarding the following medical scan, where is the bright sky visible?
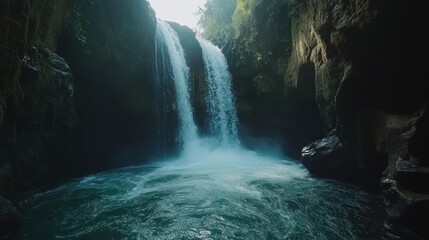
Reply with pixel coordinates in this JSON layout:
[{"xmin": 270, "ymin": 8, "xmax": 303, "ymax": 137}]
[{"xmin": 148, "ymin": 0, "xmax": 208, "ymax": 30}]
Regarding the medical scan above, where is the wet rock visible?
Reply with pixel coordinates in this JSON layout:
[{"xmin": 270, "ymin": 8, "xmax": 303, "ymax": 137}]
[
  {"xmin": 301, "ymin": 130, "xmax": 347, "ymax": 180},
  {"xmin": 0, "ymin": 196, "xmax": 22, "ymax": 238},
  {"xmin": 48, "ymin": 49, "xmax": 74, "ymax": 98}
]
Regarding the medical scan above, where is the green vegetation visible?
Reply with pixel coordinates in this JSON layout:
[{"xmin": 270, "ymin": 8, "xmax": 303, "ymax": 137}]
[
  {"xmin": 198, "ymin": 0, "xmax": 236, "ymax": 46},
  {"xmin": 198, "ymin": 0, "xmax": 321, "ymax": 156},
  {"xmin": 198, "ymin": 0, "xmax": 296, "ymax": 79},
  {"xmin": 198, "ymin": 0, "xmax": 297, "ymax": 94}
]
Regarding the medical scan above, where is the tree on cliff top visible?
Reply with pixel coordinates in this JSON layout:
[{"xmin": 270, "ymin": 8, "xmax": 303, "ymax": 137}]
[{"xmin": 198, "ymin": 0, "xmax": 236, "ymax": 44}]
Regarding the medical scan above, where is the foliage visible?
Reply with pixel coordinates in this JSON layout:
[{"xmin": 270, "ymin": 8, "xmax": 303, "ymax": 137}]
[
  {"xmin": 198, "ymin": 0, "xmax": 300, "ymax": 143},
  {"xmin": 198, "ymin": 0, "xmax": 236, "ymax": 44},
  {"xmin": 199, "ymin": 0, "xmax": 295, "ymax": 62}
]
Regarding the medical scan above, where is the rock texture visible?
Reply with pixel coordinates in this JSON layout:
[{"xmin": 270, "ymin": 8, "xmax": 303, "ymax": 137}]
[
  {"xmin": 301, "ymin": 130, "xmax": 346, "ymax": 180},
  {"xmin": 0, "ymin": 0, "xmax": 75, "ymax": 199}
]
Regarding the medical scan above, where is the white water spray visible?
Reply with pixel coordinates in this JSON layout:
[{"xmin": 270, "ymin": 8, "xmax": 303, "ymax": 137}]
[
  {"xmin": 197, "ymin": 37, "xmax": 239, "ymax": 146},
  {"xmin": 155, "ymin": 20, "xmax": 198, "ymax": 146}
]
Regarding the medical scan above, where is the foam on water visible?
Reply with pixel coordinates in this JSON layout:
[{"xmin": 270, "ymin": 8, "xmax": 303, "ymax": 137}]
[{"xmin": 18, "ymin": 143, "xmax": 390, "ymax": 240}]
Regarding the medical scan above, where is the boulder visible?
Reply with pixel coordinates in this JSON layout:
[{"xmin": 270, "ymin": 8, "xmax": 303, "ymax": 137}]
[{"xmin": 301, "ymin": 130, "xmax": 347, "ymax": 180}]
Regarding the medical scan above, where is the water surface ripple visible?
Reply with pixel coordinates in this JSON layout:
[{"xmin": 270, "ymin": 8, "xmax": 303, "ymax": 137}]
[{"xmin": 18, "ymin": 147, "xmax": 390, "ymax": 239}]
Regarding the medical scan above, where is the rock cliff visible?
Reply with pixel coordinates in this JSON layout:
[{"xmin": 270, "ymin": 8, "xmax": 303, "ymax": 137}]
[{"xmin": 291, "ymin": 1, "xmax": 428, "ymax": 236}]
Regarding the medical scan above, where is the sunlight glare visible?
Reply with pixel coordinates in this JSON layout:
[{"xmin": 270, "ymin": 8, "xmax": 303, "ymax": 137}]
[{"xmin": 147, "ymin": 0, "xmax": 207, "ymax": 30}]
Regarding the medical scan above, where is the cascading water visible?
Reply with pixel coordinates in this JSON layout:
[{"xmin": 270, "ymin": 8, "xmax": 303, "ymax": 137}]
[
  {"xmin": 155, "ymin": 20, "xmax": 239, "ymax": 151},
  {"xmin": 197, "ymin": 37, "xmax": 239, "ymax": 145},
  {"xmin": 155, "ymin": 20, "xmax": 197, "ymax": 147}
]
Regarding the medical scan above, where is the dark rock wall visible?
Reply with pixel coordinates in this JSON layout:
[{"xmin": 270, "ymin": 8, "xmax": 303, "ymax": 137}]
[
  {"xmin": 290, "ymin": 0, "xmax": 383, "ymax": 184},
  {"xmin": 0, "ymin": 0, "xmax": 76, "ymax": 237},
  {"xmin": 0, "ymin": 0, "xmax": 74, "ymax": 197},
  {"xmin": 282, "ymin": 0, "xmax": 428, "ymax": 186},
  {"xmin": 57, "ymin": 0, "xmax": 157, "ymax": 173}
]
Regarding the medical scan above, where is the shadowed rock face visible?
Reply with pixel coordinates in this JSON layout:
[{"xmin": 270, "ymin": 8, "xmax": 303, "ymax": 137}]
[
  {"xmin": 56, "ymin": 0, "xmax": 158, "ymax": 173},
  {"xmin": 0, "ymin": 44, "xmax": 75, "ymax": 238},
  {"xmin": 0, "ymin": 44, "xmax": 76, "ymax": 199},
  {"xmin": 0, "ymin": 0, "xmax": 72, "ymax": 197},
  {"xmin": 0, "ymin": 196, "xmax": 22, "ymax": 238},
  {"xmin": 292, "ymin": 1, "xmax": 428, "ymax": 237}
]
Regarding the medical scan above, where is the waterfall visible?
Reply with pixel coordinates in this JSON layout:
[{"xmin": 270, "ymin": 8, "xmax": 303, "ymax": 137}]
[
  {"xmin": 197, "ymin": 37, "xmax": 239, "ymax": 145},
  {"xmin": 155, "ymin": 19, "xmax": 239, "ymax": 153},
  {"xmin": 155, "ymin": 20, "xmax": 197, "ymax": 147}
]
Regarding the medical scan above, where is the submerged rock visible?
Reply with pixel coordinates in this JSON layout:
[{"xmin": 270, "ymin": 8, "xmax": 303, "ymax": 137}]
[{"xmin": 0, "ymin": 196, "xmax": 21, "ymax": 238}]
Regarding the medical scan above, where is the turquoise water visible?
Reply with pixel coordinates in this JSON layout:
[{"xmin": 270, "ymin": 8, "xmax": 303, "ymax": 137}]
[{"xmin": 18, "ymin": 147, "xmax": 391, "ymax": 240}]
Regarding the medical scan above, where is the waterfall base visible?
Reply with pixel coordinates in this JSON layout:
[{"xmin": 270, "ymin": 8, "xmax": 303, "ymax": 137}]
[{"xmin": 17, "ymin": 142, "xmax": 391, "ymax": 239}]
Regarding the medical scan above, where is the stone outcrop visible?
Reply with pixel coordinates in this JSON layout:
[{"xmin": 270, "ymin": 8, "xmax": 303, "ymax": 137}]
[{"xmin": 301, "ymin": 130, "xmax": 347, "ymax": 180}]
